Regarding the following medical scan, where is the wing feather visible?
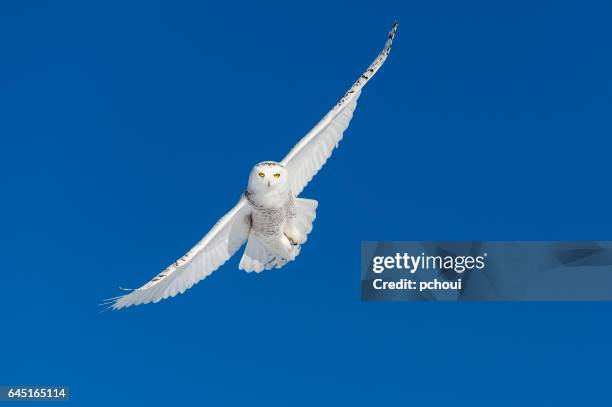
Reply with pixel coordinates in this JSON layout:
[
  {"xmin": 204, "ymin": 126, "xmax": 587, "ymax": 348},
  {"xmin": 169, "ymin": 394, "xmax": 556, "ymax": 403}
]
[
  {"xmin": 106, "ymin": 198, "xmax": 251, "ymax": 309},
  {"xmin": 281, "ymin": 22, "xmax": 397, "ymax": 196}
]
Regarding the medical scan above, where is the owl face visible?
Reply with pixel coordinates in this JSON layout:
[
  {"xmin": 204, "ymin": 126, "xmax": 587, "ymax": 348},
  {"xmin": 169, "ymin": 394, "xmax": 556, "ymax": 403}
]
[{"xmin": 247, "ymin": 161, "xmax": 289, "ymax": 195}]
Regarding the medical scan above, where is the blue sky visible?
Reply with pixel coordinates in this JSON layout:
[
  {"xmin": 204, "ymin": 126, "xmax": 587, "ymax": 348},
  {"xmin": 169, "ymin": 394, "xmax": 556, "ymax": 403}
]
[{"xmin": 1, "ymin": 0, "xmax": 611, "ymax": 405}]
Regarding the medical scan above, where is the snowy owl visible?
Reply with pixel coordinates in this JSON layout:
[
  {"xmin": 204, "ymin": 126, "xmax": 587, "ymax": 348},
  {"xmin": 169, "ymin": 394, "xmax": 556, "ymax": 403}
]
[{"xmin": 104, "ymin": 23, "xmax": 397, "ymax": 309}]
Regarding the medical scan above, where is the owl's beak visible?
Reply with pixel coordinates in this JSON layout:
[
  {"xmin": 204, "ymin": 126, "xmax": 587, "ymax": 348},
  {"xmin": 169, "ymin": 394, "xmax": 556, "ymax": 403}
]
[{"xmin": 267, "ymin": 181, "xmax": 271, "ymax": 187}]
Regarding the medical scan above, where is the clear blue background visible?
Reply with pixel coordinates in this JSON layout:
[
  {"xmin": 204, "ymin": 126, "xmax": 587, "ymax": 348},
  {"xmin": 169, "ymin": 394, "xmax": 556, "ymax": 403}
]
[{"xmin": 1, "ymin": 0, "xmax": 611, "ymax": 405}]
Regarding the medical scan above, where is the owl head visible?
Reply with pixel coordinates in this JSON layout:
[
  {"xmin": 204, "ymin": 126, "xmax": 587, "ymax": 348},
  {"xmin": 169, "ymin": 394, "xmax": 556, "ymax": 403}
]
[{"xmin": 247, "ymin": 161, "xmax": 289, "ymax": 195}]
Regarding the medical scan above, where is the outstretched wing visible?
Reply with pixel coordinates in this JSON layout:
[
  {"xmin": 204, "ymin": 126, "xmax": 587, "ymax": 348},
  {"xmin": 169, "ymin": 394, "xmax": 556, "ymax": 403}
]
[
  {"xmin": 105, "ymin": 199, "xmax": 251, "ymax": 310},
  {"xmin": 281, "ymin": 22, "xmax": 397, "ymax": 196}
]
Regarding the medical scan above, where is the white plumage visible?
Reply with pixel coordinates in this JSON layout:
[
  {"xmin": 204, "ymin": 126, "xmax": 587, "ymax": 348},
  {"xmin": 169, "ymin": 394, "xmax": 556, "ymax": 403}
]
[{"xmin": 104, "ymin": 23, "xmax": 397, "ymax": 309}]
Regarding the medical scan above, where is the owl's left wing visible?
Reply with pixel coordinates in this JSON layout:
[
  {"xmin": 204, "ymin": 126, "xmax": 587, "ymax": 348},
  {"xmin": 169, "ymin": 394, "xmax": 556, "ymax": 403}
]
[
  {"xmin": 281, "ymin": 23, "xmax": 397, "ymax": 196},
  {"xmin": 103, "ymin": 198, "xmax": 251, "ymax": 310}
]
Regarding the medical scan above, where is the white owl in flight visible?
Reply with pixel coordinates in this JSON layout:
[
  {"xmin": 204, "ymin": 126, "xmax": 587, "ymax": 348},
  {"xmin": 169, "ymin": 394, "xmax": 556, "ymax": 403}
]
[{"xmin": 105, "ymin": 23, "xmax": 398, "ymax": 309}]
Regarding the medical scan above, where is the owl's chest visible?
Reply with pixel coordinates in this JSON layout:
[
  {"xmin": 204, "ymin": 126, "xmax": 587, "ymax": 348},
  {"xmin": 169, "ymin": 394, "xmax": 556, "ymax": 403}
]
[
  {"xmin": 245, "ymin": 192, "xmax": 295, "ymax": 239},
  {"xmin": 251, "ymin": 206, "xmax": 287, "ymax": 238}
]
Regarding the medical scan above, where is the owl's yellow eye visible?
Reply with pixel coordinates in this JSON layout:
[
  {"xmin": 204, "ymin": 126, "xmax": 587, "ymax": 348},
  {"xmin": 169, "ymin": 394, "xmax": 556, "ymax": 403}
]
[
  {"xmin": 273, "ymin": 173, "xmax": 281, "ymax": 179},
  {"xmin": 258, "ymin": 172, "xmax": 265, "ymax": 178}
]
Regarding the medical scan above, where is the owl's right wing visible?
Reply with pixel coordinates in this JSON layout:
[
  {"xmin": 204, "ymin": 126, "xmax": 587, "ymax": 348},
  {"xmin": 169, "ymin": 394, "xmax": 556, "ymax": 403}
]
[
  {"xmin": 281, "ymin": 22, "xmax": 397, "ymax": 196},
  {"xmin": 104, "ymin": 198, "xmax": 251, "ymax": 310}
]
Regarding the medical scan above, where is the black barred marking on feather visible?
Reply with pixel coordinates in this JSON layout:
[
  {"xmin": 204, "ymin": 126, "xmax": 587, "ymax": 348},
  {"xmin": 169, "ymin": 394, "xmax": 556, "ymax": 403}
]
[
  {"xmin": 257, "ymin": 161, "xmax": 284, "ymax": 167},
  {"xmin": 334, "ymin": 22, "xmax": 397, "ymax": 109}
]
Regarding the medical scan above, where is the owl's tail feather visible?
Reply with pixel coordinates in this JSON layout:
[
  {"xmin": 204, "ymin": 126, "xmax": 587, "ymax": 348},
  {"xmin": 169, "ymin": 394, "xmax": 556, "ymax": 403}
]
[
  {"xmin": 238, "ymin": 198, "xmax": 317, "ymax": 273},
  {"xmin": 239, "ymin": 233, "xmax": 288, "ymax": 273},
  {"xmin": 290, "ymin": 198, "xmax": 318, "ymax": 244}
]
